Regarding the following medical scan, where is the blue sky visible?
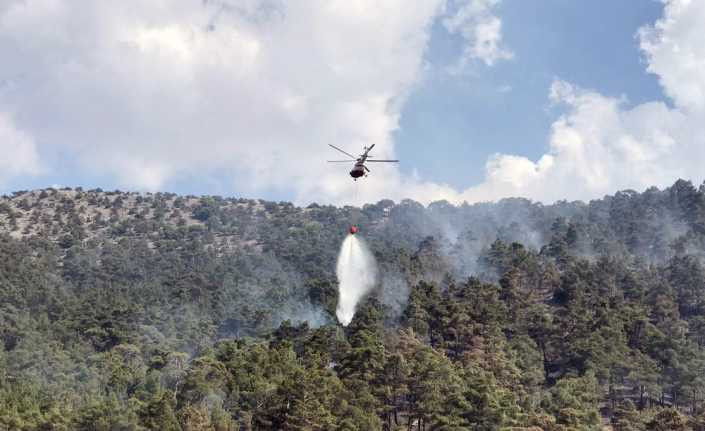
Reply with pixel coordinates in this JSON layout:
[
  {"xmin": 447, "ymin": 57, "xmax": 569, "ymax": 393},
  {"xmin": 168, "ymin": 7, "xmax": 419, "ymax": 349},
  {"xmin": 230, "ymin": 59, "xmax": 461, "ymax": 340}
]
[
  {"xmin": 1, "ymin": 0, "xmax": 704, "ymax": 205},
  {"xmin": 397, "ymin": 0, "xmax": 665, "ymax": 189}
]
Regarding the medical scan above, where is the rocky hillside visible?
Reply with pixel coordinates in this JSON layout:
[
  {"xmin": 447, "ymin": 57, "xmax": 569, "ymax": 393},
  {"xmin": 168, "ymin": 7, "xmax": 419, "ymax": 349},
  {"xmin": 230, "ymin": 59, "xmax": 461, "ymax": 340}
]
[
  {"xmin": 0, "ymin": 188, "xmax": 270, "ymax": 251},
  {"xmin": 4, "ymin": 180, "xmax": 705, "ymax": 429}
]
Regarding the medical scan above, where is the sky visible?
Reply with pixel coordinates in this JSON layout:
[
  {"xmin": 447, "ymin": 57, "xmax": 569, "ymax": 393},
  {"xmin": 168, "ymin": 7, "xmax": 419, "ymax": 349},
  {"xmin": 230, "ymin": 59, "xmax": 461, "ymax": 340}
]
[{"xmin": 1, "ymin": 0, "xmax": 704, "ymax": 206}]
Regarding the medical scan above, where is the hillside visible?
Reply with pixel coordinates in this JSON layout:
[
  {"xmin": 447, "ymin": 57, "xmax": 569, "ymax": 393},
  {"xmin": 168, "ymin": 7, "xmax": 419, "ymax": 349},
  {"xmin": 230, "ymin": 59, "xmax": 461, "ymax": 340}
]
[{"xmin": 2, "ymin": 180, "xmax": 705, "ymax": 429}]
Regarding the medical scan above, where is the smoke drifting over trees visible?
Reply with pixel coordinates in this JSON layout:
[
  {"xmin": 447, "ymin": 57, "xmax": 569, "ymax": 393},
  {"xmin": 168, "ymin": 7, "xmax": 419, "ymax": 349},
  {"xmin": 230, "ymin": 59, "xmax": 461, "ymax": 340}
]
[{"xmin": 3, "ymin": 180, "xmax": 705, "ymax": 428}]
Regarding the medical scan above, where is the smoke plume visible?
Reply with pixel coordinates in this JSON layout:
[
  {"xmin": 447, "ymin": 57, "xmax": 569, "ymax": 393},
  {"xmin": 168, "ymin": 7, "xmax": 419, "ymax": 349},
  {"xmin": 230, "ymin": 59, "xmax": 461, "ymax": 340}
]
[{"xmin": 336, "ymin": 234, "xmax": 378, "ymax": 326}]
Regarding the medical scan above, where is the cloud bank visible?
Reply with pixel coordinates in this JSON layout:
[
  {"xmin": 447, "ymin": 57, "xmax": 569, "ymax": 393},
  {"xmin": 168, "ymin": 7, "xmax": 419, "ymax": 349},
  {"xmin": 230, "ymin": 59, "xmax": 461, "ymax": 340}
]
[
  {"xmin": 443, "ymin": 0, "xmax": 513, "ymax": 69},
  {"xmin": 0, "ymin": 0, "xmax": 507, "ymax": 202},
  {"xmin": 458, "ymin": 0, "xmax": 705, "ymax": 204},
  {"xmin": 1, "ymin": 0, "xmax": 703, "ymax": 206},
  {"xmin": 0, "ymin": 112, "xmax": 42, "ymax": 185}
]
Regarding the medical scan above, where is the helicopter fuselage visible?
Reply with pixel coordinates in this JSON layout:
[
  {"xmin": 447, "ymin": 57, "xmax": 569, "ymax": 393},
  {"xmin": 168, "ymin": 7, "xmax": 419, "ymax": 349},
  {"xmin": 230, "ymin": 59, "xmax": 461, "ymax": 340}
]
[
  {"xmin": 328, "ymin": 143, "xmax": 397, "ymax": 181},
  {"xmin": 350, "ymin": 160, "xmax": 366, "ymax": 179}
]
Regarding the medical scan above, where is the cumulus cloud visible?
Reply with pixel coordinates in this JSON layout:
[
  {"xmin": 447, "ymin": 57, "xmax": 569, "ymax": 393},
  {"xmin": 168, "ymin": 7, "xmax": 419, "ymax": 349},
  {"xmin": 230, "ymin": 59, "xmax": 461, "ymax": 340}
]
[
  {"xmin": 458, "ymin": 0, "xmax": 705, "ymax": 203},
  {"xmin": 2, "ymin": 0, "xmax": 701, "ymax": 207},
  {"xmin": 0, "ymin": 0, "xmax": 445, "ymax": 199},
  {"xmin": 0, "ymin": 0, "xmax": 516, "ymax": 204},
  {"xmin": 0, "ymin": 0, "xmax": 513, "ymax": 204},
  {"xmin": 459, "ymin": 81, "xmax": 696, "ymax": 203},
  {"xmin": 0, "ymin": 112, "xmax": 42, "ymax": 186},
  {"xmin": 638, "ymin": 0, "xmax": 705, "ymax": 112},
  {"xmin": 443, "ymin": 0, "xmax": 513, "ymax": 69}
]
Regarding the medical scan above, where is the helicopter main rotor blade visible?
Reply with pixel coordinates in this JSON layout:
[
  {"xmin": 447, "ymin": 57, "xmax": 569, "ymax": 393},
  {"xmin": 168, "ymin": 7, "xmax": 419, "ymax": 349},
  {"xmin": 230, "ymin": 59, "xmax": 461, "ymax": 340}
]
[
  {"xmin": 367, "ymin": 160, "xmax": 399, "ymax": 162},
  {"xmin": 328, "ymin": 144, "xmax": 357, "ymax": 160},
  {"xmin": 364, "ymin": 165, "xmax": 371, "ymax": 172}
]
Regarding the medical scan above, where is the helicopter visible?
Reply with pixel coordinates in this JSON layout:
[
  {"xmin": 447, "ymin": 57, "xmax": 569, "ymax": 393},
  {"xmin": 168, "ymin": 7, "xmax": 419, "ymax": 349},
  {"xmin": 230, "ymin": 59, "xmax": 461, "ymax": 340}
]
[{"xmin": 327, "ymin": 143, "xmax": 399, "ymax": 180}]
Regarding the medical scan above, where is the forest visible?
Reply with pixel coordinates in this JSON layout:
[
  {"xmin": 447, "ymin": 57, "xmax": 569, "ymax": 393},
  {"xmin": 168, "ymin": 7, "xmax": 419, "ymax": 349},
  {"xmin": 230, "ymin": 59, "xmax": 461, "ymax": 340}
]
[{"xmin": 3, "ymin": 179, "xmax": 705, "ymax": 430}]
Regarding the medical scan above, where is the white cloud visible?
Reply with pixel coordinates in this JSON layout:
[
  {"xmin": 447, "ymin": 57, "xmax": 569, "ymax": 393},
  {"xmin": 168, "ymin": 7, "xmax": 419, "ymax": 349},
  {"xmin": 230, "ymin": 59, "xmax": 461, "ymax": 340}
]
[
  {"xmin": 0, "ymin": 112, "xmax": 42, "ymax": 186},
  {"xmin": 0, "ymin": 0, "xmax": 517, "ymax": 205},
  {"xmin": 6, "ymin": 0, "xmax": 701, "ymax": 208},
  {"xmin": 443, "ymin": 0, "xmax": 513, "ymax": 69},
  {"xmin": 456, "ymin": 0, "xmax": 705, "ymax": 204},
  {"xmin": 0, "ymin": 0, "xmax": 445, "ymax": 201},
  {"xmin": 638, "ymin": 0, "xmax": 705, "ymax": 112},
  {"xmin": 459, "ymin": 81, "xmax": 696, "ymax": 203}
]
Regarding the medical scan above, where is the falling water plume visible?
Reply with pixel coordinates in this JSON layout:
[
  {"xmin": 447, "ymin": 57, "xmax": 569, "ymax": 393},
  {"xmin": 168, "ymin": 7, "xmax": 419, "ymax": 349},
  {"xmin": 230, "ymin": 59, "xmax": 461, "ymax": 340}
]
[{"xmin": 335, "ymin": 234, "xmax": 377, "ymax": 325}]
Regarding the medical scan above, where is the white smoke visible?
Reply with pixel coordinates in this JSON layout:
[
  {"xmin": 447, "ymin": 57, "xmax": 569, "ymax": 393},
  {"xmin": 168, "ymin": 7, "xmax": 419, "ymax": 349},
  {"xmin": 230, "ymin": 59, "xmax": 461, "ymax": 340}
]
[{"xmin": 335, "ymin": 234, "xmax": 378, "ymax": 326}]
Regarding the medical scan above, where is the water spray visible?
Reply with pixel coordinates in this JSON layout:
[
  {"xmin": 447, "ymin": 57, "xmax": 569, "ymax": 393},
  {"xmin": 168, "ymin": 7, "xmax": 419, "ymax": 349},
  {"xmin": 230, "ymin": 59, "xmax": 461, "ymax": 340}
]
[{"xmin": 335, "ymin": 232, "xmax": 377, "ymax": 326}]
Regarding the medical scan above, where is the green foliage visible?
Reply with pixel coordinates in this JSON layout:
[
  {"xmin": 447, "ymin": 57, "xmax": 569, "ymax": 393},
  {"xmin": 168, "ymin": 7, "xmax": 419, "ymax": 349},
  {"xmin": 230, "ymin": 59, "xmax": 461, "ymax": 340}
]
[
  {"xmin": 646, "ymin": 407, "xmax": 688, "ymax": 430},
  {"xmin": 542, "ymin": 373, "xmax": 601, "ymax": 429},
  {"xmin": 3, "ymin": 182, "xmax": 705, "ymax": 428},
  {"xmin": 612, "ymin": 400, "xmax": 645, "ymax": 431}
]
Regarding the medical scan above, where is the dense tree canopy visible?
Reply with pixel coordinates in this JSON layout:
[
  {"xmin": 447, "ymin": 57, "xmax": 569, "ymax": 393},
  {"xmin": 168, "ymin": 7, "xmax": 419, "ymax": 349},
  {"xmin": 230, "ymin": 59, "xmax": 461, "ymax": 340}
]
[{"xmin": 3, "ymin": 181, "xmax": 705, "ymax": 429}]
